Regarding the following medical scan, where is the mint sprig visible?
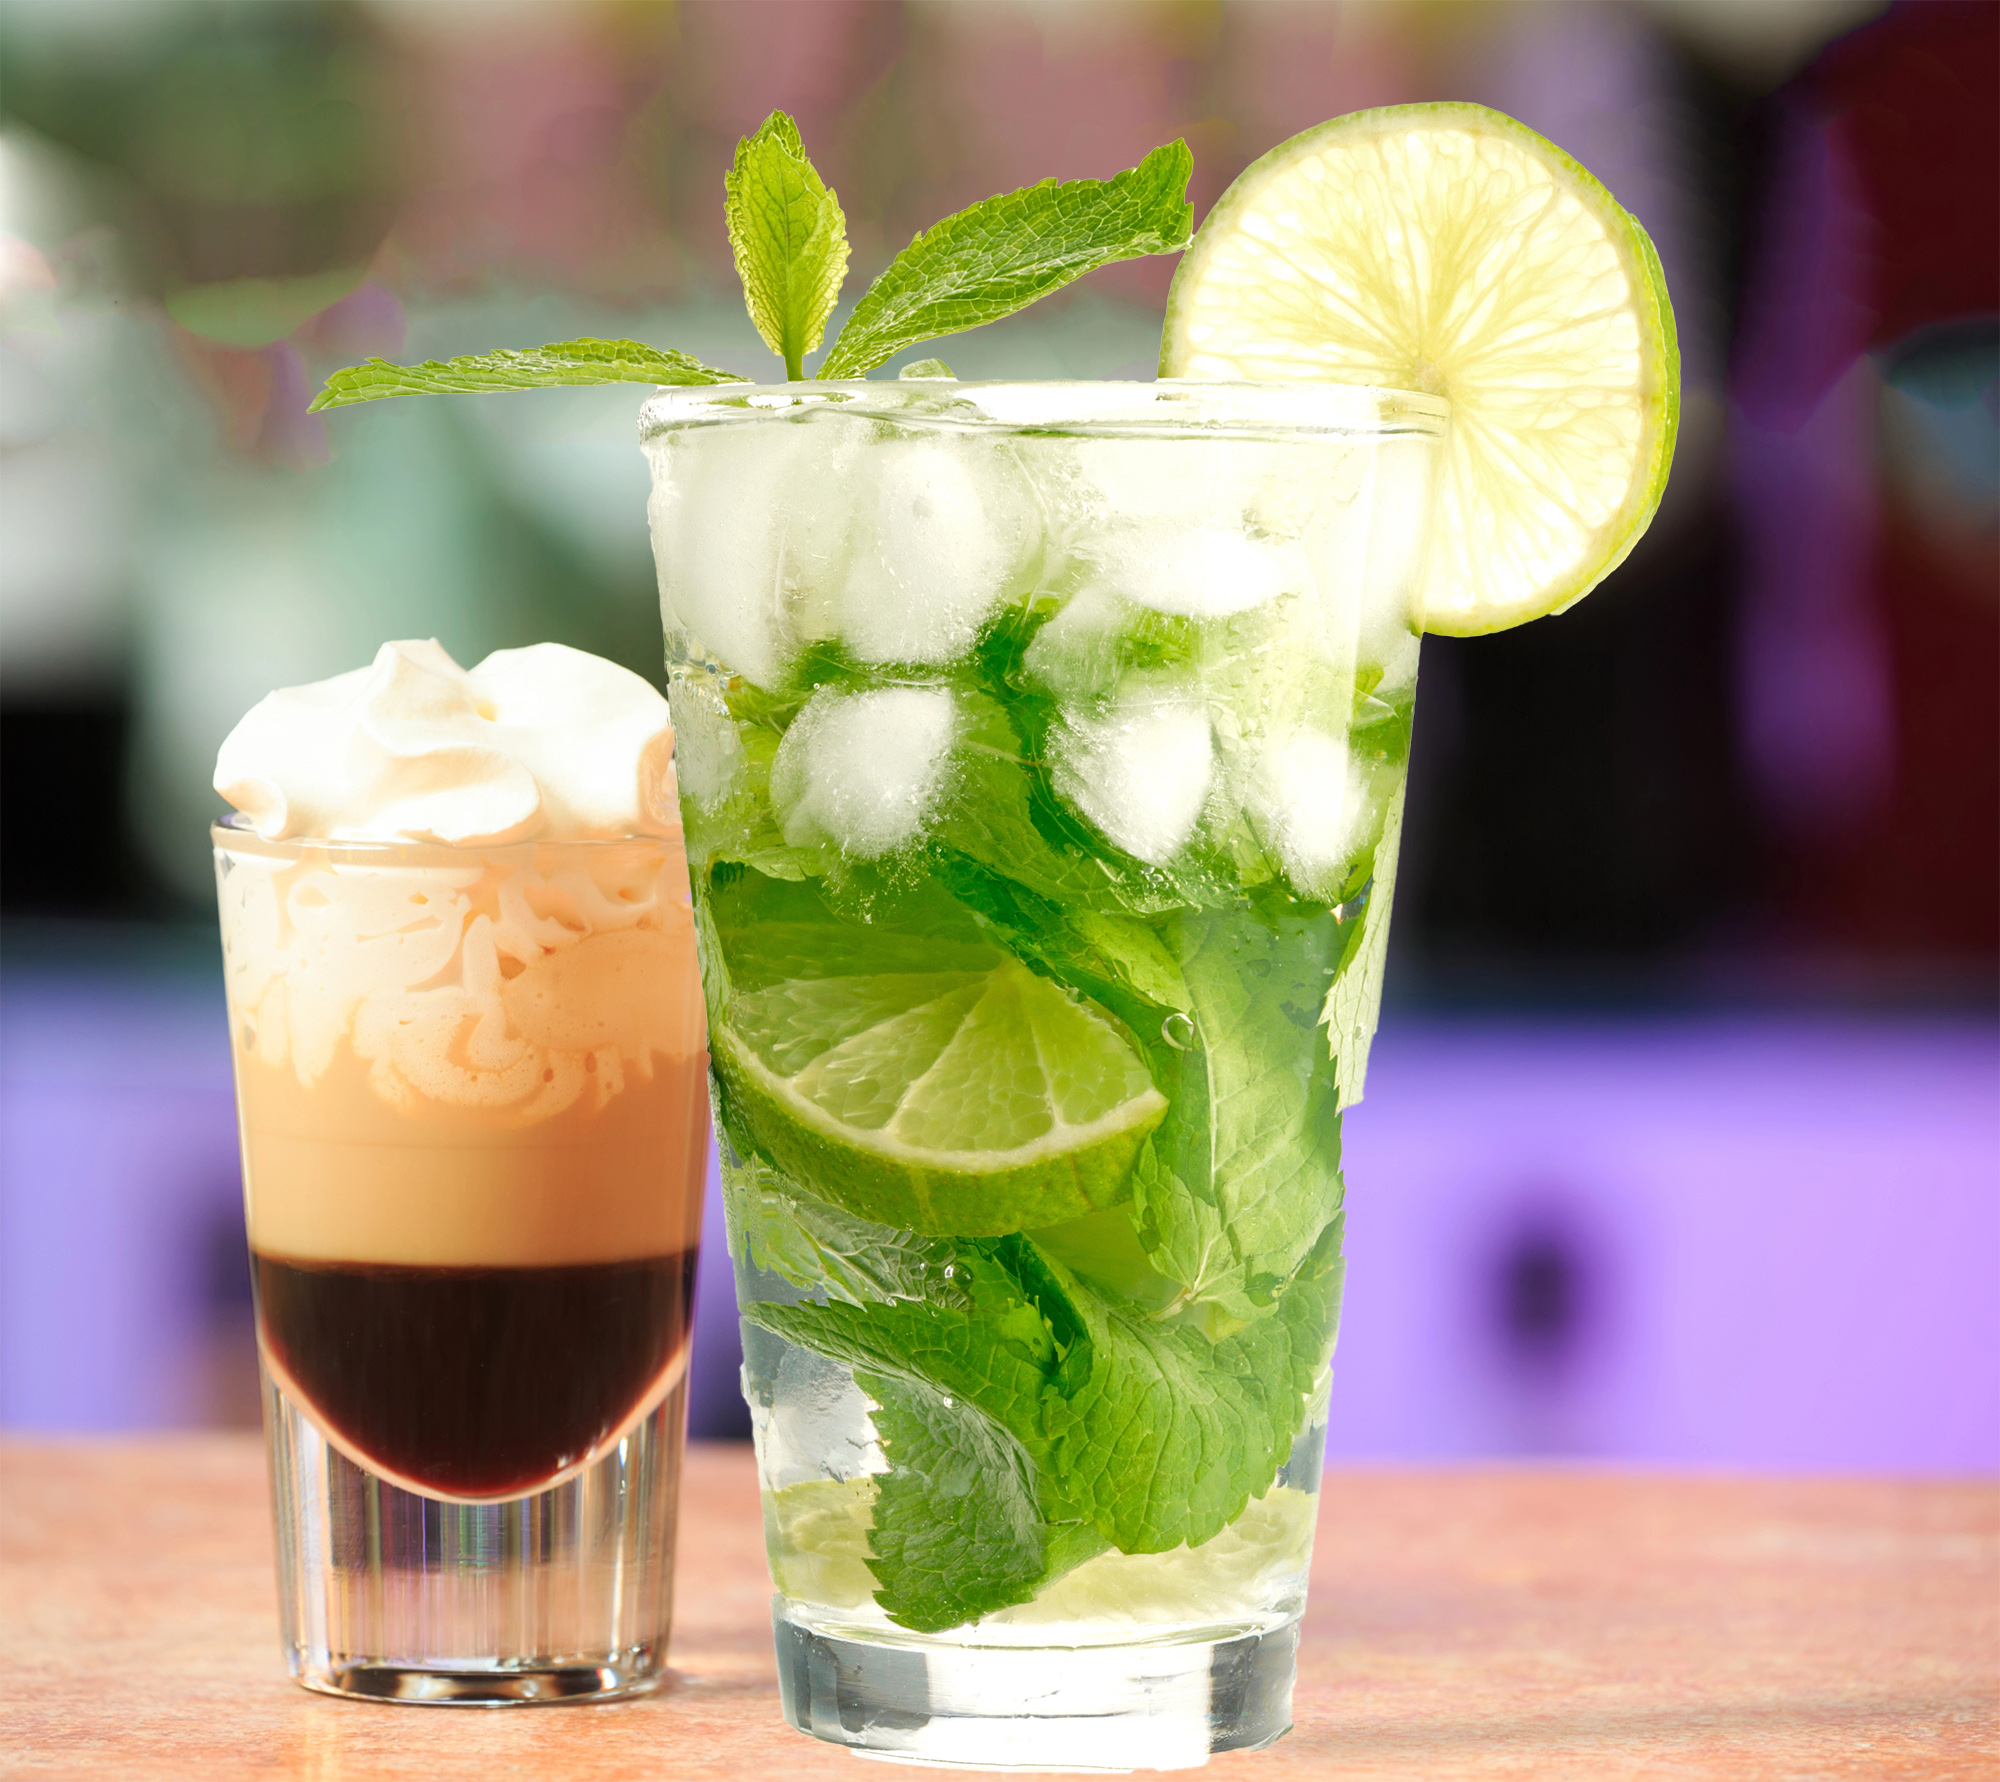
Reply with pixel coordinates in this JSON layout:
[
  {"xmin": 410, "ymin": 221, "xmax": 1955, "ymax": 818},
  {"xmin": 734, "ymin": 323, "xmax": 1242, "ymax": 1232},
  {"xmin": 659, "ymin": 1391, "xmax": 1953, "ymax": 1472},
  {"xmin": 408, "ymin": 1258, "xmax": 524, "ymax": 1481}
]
[
  {"xmin": 725, "ymin": 111, "xmax": 850, "ymax": 382},
  {"xmin": 312, "ymin": 113, "xmax": 1193, "ymax": 407}
]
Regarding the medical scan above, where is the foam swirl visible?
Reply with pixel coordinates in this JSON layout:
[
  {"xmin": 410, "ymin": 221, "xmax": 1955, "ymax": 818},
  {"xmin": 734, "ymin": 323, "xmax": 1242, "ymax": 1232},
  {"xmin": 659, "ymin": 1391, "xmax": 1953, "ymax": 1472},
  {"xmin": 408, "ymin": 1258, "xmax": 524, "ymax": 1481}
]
[{"xmin": 219, "ymin": 843, "xmax": 704, "ymax": 1123}]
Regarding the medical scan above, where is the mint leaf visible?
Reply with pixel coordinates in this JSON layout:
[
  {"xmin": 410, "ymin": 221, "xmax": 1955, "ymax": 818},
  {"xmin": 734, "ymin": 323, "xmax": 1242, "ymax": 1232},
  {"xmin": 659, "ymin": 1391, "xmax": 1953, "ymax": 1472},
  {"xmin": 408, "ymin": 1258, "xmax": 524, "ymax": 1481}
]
[
  {"xmin": 1327, "ymin": 781, "xmax": 1406, "ymax": 1108},
  {"xmin": 308, "ymin": 130, "xmax": 1196, "ymax": 411},
  {"xmin": 860, "ymin": 1370, "xmax": 1104, "ymax": 1632},
  {"xmin": 744, "ymin": 1222, "xmax": 1344, "ymax": 1627},
  {"xmin": 928, "ymin": 692, "xmax": 1204, "ymax": 919},
  {"xmin": 1126, "ymin": 907, "xmax": 1351, "ymax": 1322},
  {"xmin": 307, "ymin": 338, "xmax": 746, "ymax": 411},
  {"xmin": 1034, "ymin": 1223, "xmax": 1344, "ymax": 1553},
  {"xmin": 817, "ymin": 140, "xmax": 1194, "ymax": 379},
  {"xmin": 1059, "ymin": 911, "xmax": 1193, "ymax": 1016},
  {"xmin": 749, "ymin": 1240, "xmax": 1066, "ymax": 1413},
  {"xmin": 726, "ymin": 1157, "xmax": 977, "ymax": 1313},
  {"xmin": 910, "ymin": 692, "xmax": 1350, "ymax": 1325},
  {"xmin": 725, "ymin": 110, "xmax": 850, "ymax": 381}
]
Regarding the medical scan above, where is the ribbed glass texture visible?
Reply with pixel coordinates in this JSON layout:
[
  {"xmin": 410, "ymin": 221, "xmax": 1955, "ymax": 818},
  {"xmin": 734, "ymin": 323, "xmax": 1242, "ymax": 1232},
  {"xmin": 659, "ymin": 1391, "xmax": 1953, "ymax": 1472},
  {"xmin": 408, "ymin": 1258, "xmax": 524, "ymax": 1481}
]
[{"xmin": 263, "ymin": 1372, "xmax": 683, "ymax": 1703}]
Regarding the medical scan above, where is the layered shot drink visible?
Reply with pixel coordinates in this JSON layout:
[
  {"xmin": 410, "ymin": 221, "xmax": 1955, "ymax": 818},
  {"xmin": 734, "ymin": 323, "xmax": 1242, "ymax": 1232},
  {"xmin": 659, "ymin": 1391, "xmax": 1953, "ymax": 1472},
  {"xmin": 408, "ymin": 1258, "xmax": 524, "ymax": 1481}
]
[
  {"xmin": 643, "ymin": 381, "xmax": 1443, "ymax": 1767},
  {"xmin": 213, "ymin": 640, "xmax": 708, "ymax": 1704}
]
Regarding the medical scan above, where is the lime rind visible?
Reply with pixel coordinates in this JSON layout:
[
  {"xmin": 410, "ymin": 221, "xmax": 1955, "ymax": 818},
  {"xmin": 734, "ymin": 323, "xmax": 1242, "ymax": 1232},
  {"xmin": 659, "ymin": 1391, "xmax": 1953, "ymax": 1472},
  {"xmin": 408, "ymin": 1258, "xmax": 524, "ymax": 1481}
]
[
  {"xmin": 1160, "ymin": 101, "xmax": 1679, "ymax": 637},
  {"xmin": 716, "ymin": 1029, "xmax": 1164, "ymax": 1235},
  {"xmin": 1551, "ymin": 209, "xmax": 1681, "ymax": 619}
]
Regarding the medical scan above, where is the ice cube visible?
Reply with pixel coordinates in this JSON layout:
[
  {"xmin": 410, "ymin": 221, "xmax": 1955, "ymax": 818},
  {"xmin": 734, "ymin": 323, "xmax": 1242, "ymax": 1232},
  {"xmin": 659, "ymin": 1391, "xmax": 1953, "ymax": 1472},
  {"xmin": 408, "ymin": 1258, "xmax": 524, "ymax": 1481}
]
[
  {"xmin": 645, "ymin": 419, "xmax": 858, "ymax": 688},
  {"xmin": 1245, "ymin": 728, "xmax": 1373, "ymax": 897},
  {"xmin": 647, "ymin": 428, "xmax": 788, "ymax": 687},
  {"xmin": 1369, "ymin": 627, "xmax": 1422, "ymax": 696},
  {"xmin": 1051, "ymin": 694, "xmax": 1215, "ymax": 867},
  {"xmin": 1082, "ymin": 526, "xmax": 1305, "ymax": 620},
  {"xmin": 838, "ymin": 437, "xmax": 1036, "ymax": 666},
  {"xmin": 1305, "ymin": 433, "xmax": 1436, "ymax": 679},
  {"xmin": 1191, "ymin": 588, "xmax": 1352, "ymax": 773},
  {"xmin": 1020, "ymin": 584, "xmax": 1131, "ymax": 703},
  {"xmin": 1062, "ymin": 436, "xmax": 1281, "ymax": 534},
  {"xmin": 757, "ymin": 1338, "xmax": 884, "ymax": 1489},
  {"xmin": 663, "ymin": 674, "xmax": 746, "ymax": 810},
  {"xmin": 770, "ymin": 685, "xmax": 958, "ymax": 858}
]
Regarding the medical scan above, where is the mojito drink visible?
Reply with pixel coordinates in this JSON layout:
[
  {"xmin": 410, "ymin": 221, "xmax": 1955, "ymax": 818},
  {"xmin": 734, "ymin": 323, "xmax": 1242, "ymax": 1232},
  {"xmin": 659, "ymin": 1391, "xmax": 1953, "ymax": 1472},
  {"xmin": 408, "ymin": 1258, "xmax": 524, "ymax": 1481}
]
[{"xmin": 643, "ymin": 380, "xmax": 1443, "ymax": 1767}]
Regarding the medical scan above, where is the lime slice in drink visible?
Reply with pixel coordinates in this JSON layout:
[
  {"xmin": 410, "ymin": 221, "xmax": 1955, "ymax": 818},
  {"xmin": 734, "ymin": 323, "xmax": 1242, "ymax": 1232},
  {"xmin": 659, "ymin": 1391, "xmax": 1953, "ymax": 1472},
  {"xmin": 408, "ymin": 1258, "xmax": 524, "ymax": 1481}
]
[
  {"xmin": 766, "ymin": 1477, "xmax": 880, "ymax": 1609},
  {"xmin": 714, "ymin": 959, "xmax": 1167, "ymax": 1236},
  {"xmin": 1160, "ymin": 102, "xmax": 1679, "ymax": 635}
]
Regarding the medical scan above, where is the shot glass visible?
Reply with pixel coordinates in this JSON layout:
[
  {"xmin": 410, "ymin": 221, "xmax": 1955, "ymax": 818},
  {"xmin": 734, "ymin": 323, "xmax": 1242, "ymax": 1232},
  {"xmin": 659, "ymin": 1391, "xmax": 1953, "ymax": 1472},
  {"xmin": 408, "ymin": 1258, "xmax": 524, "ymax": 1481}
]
[
  {"xmin": 641, "ymin": 380, "xmax": 1443, "ymax": 1766},
  {"xmin": 214, "ymin": 821, "xmax": 709, "ymax": 1703}
]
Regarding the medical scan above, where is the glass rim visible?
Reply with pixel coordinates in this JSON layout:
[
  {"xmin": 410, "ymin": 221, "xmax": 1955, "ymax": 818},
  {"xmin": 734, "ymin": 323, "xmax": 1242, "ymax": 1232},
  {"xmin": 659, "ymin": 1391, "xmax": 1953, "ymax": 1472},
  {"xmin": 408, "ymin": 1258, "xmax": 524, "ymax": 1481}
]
[
  {"xmin": 211, "ymin": 812, "xmax": 673, "ymax": 861},
  {"xmin": 638, "ymin": 377, "xmax": 1449, "ymax": 440}
]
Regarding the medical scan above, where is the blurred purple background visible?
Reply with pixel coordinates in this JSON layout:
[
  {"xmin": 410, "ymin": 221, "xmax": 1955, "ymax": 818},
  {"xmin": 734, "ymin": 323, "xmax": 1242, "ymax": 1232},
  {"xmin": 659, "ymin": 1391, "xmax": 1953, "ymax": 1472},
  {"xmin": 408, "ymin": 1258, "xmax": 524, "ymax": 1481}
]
[
  {"xmin": 6, "ymin": 968, "xmax": 1994, "ymax": 1470},
  {"xmin": 2, "ymin": 0, "xmax": 1994, "ymax": 1471}
]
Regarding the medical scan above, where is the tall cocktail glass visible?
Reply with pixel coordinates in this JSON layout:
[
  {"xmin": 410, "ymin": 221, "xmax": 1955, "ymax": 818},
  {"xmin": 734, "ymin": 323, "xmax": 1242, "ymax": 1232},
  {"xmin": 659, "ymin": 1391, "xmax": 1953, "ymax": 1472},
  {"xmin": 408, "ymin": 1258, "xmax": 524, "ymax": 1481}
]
[
  {"xmin": 641, "ymin": 380, "xmax": 1443, "ymax": 1767},
  {"xmin": 215, "ymin": 822, "xmax": 709, "ymax": 1703}
]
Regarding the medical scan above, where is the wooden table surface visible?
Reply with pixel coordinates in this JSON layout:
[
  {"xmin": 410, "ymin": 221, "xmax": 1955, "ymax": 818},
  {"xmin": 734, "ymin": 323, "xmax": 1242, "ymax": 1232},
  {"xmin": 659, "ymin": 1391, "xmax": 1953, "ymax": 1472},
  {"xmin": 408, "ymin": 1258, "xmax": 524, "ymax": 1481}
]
[{"xmin": 2, "ymin": 1439, "xmax": 1994, "ymax": 1780}]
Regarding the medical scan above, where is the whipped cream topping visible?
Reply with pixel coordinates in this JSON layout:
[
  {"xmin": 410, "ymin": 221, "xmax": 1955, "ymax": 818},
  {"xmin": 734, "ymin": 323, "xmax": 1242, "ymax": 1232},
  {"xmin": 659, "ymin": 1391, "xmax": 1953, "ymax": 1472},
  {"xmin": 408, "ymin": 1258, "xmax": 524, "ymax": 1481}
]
[
  {"xmin": 218, "ymin": 845, "xmax": 704, "ymax": 1119},
  {"xmin": 215, "ymin": 639, "xmax": 678, "ymax": 845}
]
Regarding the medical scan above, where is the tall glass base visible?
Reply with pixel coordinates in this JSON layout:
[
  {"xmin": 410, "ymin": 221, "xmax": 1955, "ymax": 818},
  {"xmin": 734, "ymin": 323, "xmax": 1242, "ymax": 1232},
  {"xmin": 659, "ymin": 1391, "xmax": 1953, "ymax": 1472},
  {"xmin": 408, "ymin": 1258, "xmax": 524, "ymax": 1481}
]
[
  {"xmin": 261, "ymin": 1367, "xmax": 686, "ymax": 1706},
  {"xmin": 774, "ymin": 1609, "xmax": 1297, "ymax": 1771}
]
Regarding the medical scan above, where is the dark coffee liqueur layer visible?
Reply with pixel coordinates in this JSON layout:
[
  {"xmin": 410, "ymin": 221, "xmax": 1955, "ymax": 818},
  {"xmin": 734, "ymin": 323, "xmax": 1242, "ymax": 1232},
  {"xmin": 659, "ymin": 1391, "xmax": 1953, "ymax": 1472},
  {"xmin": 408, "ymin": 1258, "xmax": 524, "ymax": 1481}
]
[{"xmin": 253, "ymin": 1250, "xmax": 698, "ymax": 1498}]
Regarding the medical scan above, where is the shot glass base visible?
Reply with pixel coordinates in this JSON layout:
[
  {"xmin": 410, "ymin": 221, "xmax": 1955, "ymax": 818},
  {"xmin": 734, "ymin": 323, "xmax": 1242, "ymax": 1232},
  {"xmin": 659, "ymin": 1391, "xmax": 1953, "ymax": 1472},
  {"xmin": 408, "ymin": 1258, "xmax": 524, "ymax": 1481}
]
[
  {"xmin": 773, "ymin": 1607, "xmax": 1297, "ymax": 1772},
  {"xmin": 293, "ymin": 1657, "xmax": 663, "ymax": 1707},
  {"xmin": 263, "ymin": 1368, "xmax": 684, "ymax": 1707}
]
